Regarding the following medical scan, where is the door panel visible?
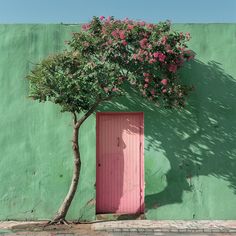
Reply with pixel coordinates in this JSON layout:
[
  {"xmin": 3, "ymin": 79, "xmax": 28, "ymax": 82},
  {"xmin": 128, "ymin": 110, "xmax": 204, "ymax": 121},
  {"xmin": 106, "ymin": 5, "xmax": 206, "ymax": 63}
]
[{"xmin": 96, "ymin": 112, "xmax": 144, "ymax": 214}]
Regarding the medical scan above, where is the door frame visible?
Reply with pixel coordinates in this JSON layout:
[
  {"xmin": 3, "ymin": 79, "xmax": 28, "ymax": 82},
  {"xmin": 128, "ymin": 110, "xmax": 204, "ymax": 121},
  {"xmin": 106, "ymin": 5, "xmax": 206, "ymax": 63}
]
[{"xmin": 96, "ymin": 112, "xmax": 144, "ymax": 214}]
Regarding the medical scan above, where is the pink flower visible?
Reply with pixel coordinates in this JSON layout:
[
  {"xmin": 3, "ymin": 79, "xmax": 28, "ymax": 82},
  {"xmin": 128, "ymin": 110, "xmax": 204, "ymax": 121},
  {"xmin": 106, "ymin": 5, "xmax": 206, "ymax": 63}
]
[
  {"xmin": 133, "ymin": 54, "xmax": 138, "ymax": 60},
  {"xmin": 144, "ymin": 83, "xmax": 149, "ymax": 88},
  {"xmin": 162, "ymin": 89, "xmax": 167, "ymax": 93},
  {"xmin": 112, "ymin": 87, "xmax": 119, "ymax": 92},
  {"xmin": 158, "ymin": 53, "xmax": 166, "ymax": 62},
  {"xmin": 168, "ymin": 64, "xmax": 177, "ymax": 73},
  {"xmin": 145, "ymin": 78, "xmax": 150, "ymax": 83},
  {"xmin": 176, "ymin": 56, "xmax": 185, "ymax": 66},
  {"xmin": 99, "ymin": 16, "xmax": 105, "ymax": 20},
  {"xmin": 187, "ymin": 55, "xmax": 194, "ymax": 61},
  {"xmin": 167, "ymin": 49, "xmax": 174, "ymax": 54},
  {"xmin": 161, "ymin": 79, "xmax": 168, "ymax": 86},
  {"xmin": 184, "ymin": 50, "xmax": 195, "ymax": 61},
  {"xmin": 122, "ymin": 40, "xmax": 128, "ymax": 46},
  {"xmin": 138, "ymin": 57, "xmax": 144, "ymax": 62},
  {"xmin": 179, "ymin": 46, "xmax": 186, "ymax": 52},
  {"xmin": 139, "ymin": 38, "xmax": 148, "ymax": 48},
  {"xmin": 111, "ymin": 30, "xmax": 118, "ymax": 37},
  {"xmin": 124, "ymin": 17, "xmax": 129, "ymax": 23},
  {"xmin": 146, "ymin": 24, "xmax": 154, "ymax": 29},
  {"xmin": 143, "ymin": 73, "xmax": 150, "ymax": 77},
  {"xmin": 119, "ymin": 31, "xmax": 126, "ymax": 40},
  {"xmin": 161, "ymin": 36, "xmax": 168, "ymax": 44},
  {"xmin": 153, "ymin": 52, "xmax": 159, "ymax": 58},
  {"xmin": 139, "ymin": 21, "xmax": 146, "ymax": 26},
  {"xmin": 184, "ymin": 50, "xmax": 191, "ymax": 55},
  {"xmin": 149, "ymin": 59, "xmax": 157, "ymax": 64},
  {"xmin": 151, "ymin": 89, "xmax": 155, "ymax": 95},
  {"xmin": 138, "ymin": 48, "xmax": 145, "ymax": 56},
  {"xmin": 82, "ymin": 24, "xmax": 90, "ymax": 31},
  {"xmin": 101, "ymin": 27, "xmax": 107, "ymax": 34},
  {"xmin": 127, "ymin": 24, "xmax": 134, "ymax": 30},
  {"xmin": 186, "ymin": 32, "xmax": 191, "ymax": 40}
]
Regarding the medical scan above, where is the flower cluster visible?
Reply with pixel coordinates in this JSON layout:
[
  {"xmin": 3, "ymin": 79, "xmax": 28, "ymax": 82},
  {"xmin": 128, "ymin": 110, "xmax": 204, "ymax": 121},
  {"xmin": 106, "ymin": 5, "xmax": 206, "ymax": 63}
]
[{"xmin": 68, "ymin": 16, "xmax": 195, "ymax": 107}]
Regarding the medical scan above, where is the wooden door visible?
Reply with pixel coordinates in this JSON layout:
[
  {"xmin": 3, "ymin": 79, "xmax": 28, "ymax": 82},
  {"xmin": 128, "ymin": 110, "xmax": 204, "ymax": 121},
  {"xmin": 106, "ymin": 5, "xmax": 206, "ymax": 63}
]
[{"xmin": 96, "ymin": 112, "xmax": 144, "ymax": 214}]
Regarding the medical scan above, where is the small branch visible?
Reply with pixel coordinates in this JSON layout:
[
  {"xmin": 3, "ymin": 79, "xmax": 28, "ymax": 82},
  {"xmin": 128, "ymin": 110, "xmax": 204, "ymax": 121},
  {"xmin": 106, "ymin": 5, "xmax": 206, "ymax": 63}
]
[{"xmin": 72, "ymin": 112, "xmax": 77, "ymax": 125}]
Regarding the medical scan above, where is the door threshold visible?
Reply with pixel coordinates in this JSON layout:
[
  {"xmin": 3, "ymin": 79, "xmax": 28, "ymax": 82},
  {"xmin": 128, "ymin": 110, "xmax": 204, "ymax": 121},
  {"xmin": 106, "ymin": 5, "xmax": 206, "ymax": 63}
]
[{"xmin": 96, "ymin": 213, "xmax": 145, "ymax": 221}]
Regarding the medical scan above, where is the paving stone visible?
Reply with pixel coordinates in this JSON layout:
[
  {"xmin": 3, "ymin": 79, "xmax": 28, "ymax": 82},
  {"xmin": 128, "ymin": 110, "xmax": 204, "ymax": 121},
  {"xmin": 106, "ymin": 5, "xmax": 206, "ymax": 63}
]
[{"xmin": 203, "ymin": 228, "xmax": 212, "ymax": 233}]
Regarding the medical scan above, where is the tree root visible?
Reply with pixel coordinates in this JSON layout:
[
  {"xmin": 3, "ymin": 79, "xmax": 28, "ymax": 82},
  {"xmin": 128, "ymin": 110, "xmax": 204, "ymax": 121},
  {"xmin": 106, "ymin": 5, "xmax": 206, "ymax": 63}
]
[{"xmin": 44, "ymin": 218, "xmax": 70, "ymax": 227}]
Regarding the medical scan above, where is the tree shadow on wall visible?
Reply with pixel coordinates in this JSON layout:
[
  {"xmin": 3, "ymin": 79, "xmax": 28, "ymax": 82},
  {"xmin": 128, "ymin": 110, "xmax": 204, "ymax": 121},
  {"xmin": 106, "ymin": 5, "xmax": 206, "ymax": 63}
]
[{"xmin": 98, "ymin": 59, "xmax": 236, "ymax": 212}]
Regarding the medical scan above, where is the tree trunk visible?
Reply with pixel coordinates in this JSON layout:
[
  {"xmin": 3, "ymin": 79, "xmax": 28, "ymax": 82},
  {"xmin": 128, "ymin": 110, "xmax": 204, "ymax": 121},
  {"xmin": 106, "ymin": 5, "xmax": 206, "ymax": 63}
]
[
  {"xmin": 48, "ymin": 98, "xmax": 111, "ymax": 225},
  {"xmin": 50, "ymin": 123, "xmax": 81, "ymax": 224}
]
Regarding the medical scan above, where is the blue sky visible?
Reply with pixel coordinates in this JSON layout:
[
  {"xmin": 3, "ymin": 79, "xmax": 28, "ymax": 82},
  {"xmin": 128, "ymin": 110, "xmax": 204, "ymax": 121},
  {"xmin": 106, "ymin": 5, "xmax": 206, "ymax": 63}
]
[{"xmin": 0, "ymin": 0, "xmax": 235, "ymax": 23}]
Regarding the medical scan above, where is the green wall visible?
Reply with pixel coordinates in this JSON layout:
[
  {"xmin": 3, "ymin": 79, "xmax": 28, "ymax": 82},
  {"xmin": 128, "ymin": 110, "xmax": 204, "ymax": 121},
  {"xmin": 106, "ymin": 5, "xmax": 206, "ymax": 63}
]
[{"xmin": 0, "ymin": 24, "xmax": 235, "ymax": 221}]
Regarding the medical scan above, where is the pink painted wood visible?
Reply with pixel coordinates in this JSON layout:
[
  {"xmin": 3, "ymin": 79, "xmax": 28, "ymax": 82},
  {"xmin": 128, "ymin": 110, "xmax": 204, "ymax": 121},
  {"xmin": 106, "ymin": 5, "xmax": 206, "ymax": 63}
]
[{"xmin": 96, "ymin": 112, "xmax": 144, "ymax": 214}]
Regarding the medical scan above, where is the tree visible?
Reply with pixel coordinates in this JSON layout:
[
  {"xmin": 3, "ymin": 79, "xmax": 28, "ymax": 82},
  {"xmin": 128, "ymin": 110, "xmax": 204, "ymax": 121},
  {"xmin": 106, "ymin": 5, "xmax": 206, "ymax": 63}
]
[{"xmin": 26, "ymin": 16, "xmax": 194, "ymax": 224}]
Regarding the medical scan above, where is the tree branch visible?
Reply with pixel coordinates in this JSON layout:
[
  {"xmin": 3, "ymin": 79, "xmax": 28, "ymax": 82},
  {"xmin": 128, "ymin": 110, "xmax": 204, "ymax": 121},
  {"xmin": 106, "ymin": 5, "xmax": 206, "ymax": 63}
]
[
  {"xmin": 72, "ymin": 112, "xmax": 77, "ymax": 125},
  {"xmin": 75, "ymin": 95, "xmax": 113, "ymax": 129}
]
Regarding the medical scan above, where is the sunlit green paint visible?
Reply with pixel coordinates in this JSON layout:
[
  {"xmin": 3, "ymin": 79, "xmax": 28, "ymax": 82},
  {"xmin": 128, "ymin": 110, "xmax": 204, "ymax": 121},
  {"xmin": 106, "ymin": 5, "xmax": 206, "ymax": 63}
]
[{"xmin": 0, "ymin": 24, "xmax": 235, "ymax": 221}]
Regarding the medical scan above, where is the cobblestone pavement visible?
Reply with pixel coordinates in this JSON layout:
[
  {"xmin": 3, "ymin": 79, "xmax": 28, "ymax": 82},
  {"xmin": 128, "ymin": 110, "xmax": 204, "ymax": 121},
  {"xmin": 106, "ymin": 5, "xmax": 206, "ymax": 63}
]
[
  {"xmin": 92, "ymin": 220, "xmax": 236, "ymax": 234},
  {"xmin": 1, "ymin": 220, "xmax": 236, "ymax": 236}
]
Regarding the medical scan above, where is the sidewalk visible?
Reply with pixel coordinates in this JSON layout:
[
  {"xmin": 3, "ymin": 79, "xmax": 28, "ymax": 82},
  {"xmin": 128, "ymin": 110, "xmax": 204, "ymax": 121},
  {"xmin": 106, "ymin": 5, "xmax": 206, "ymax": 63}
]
[
  {"xmin": 1, "ymin": 220, "xmax": 236, "ymax": 235},
  {"xmin": 92, "ymin": 220, "xmax": 236, "ymax": 234}
]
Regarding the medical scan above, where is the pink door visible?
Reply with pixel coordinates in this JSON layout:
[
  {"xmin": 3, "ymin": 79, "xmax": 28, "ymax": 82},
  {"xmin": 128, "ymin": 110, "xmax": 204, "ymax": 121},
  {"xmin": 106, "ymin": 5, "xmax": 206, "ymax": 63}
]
[{"xmin": 96, "ymin": 112, "xmax": 144, "ymax": 214}]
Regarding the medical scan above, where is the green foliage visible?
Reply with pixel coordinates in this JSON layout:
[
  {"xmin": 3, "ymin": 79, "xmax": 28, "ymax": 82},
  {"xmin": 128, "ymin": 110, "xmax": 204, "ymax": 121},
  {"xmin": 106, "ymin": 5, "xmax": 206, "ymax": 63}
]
[
  {"xmin": 27, "ymin": 17, "xmax": 194, "ymax": 113},
  {"xmin": 27, "ymin": 51, "xmax": 123, "ymax": 113}
]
